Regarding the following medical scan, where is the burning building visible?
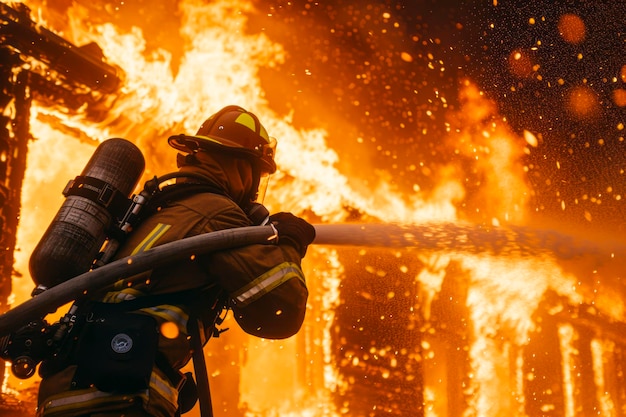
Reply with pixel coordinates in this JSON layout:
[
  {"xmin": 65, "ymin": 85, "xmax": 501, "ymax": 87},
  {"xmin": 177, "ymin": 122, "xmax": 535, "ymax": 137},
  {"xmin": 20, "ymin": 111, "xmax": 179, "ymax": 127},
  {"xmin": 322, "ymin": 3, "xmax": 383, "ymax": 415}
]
[{"xmin": 1, "ymin": 1, "xmax": 626, "ymax": 417}]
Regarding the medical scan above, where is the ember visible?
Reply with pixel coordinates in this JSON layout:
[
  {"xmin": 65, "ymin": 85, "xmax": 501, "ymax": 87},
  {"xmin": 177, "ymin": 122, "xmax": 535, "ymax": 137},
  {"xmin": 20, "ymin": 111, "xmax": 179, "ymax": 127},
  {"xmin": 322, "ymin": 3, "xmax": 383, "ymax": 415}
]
[{"xmin": 1, "ymin": 1, "xmax": 625, "ymax": 417}]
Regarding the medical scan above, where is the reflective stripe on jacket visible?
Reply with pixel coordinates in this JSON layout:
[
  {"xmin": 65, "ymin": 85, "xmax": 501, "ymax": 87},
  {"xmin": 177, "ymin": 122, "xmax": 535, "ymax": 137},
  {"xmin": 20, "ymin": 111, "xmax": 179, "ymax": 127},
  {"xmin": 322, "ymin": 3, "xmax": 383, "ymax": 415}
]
[{"xmin": 37, "ymin": 366, "xmax": 177, "ymax": 417}]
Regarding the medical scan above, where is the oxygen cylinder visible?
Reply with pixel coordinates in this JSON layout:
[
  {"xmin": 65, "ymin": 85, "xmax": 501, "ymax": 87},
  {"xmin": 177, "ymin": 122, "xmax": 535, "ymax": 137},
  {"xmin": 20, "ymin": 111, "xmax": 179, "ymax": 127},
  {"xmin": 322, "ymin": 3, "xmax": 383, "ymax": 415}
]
[{"xmin": 29, "ymin": 138, "xmax": 145, "ymax": 289}]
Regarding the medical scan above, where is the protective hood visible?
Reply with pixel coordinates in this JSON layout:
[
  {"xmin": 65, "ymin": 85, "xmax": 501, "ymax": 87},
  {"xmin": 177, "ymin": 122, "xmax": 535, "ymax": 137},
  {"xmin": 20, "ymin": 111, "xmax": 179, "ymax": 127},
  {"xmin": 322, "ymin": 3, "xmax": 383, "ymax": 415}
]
[{"xmin": 176, "ymin": 150, "xmax": 256, "ymax": 208}]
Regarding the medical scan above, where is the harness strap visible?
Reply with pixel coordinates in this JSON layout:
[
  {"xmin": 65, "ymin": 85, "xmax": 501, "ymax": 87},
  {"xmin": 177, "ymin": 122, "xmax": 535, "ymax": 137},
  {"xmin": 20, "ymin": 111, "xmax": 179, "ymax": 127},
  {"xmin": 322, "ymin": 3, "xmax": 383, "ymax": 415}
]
[
  {"xmin": 141, "ymin": 181, "xmax": 228, "ymax": 220},
  {"xmin": 63, "ymin": 175, "xmax": 130, "ymax": 216},
  {"xmin": 189, "ymin": 316, "xmax": 214, "ymax": 417}
]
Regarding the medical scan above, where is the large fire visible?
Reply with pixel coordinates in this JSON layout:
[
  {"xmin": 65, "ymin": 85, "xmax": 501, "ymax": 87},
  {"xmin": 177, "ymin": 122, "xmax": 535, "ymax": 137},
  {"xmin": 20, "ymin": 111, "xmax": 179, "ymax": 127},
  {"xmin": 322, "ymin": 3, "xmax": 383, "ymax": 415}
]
[{"xmin": 2, "ymin": 1, "xmax": 625, "ymax": 417}]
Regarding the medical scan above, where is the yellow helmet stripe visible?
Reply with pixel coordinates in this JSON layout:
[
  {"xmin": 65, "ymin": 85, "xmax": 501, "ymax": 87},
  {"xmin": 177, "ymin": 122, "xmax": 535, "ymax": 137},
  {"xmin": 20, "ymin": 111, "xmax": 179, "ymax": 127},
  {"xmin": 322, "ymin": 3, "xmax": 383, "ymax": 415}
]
[{"xmin": 234, "ymin": 113, "xmax": 270, "ymax": 142}]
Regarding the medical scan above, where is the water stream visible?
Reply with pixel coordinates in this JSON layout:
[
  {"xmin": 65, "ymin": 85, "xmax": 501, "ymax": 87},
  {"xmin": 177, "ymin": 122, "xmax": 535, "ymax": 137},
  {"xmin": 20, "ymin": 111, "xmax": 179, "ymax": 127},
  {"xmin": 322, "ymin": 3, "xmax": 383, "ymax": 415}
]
[{"xmin": 313, "ymin": 222, "xmax": 625, "ymax": 261}]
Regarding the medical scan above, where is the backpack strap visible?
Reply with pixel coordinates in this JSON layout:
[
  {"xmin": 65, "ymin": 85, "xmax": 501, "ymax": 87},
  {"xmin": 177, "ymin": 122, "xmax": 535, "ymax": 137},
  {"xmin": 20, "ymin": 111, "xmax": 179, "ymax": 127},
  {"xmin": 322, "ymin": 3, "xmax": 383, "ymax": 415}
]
[{"xmin": 141, "ymin": 181, "xmax": 229, "ymax": 219}]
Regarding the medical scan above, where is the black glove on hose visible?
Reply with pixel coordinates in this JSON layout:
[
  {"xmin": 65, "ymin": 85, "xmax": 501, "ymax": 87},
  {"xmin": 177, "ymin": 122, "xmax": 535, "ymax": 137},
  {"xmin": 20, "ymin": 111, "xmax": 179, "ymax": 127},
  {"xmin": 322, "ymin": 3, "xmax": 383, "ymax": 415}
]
[{"xmin": 269, "ymin": 212, "xmax": 316, "ymax": 257}]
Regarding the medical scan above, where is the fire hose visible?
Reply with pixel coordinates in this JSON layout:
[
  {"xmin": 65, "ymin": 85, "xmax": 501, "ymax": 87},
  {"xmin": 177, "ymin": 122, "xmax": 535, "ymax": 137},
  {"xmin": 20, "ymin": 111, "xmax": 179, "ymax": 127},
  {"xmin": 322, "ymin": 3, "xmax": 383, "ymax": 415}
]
[
  {"xmin": 0, "ymin": 220, "xmax": 618, "ymax": 336},
  {"xmin": 0, "ymin": 222, "xmax": 386, "ymax": 417},
  {"xmin": 0, "ymin": 224, "xmax": 278, "ymax": 417},
  {"xmin": 0, "ymin": 225, "xmax": 277, "ymax": 336}
]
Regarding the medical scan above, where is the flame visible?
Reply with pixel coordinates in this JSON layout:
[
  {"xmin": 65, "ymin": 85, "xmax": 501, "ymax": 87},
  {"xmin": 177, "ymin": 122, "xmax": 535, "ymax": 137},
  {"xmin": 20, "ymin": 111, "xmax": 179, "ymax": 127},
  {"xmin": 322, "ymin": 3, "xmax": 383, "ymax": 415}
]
[{"xmin": 6, "ymin": 1, "xmax": 625, "ymax": 416}]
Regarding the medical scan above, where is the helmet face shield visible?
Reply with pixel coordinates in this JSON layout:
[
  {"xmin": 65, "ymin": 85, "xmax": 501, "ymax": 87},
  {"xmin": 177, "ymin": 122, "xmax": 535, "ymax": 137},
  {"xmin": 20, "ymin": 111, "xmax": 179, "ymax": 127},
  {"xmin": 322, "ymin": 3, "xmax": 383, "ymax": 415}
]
[
  {"xmin": 255, "ymin": 171, "xmax": 271, "ymax": 204},
  {"xmin": 254, "ymin": 136, "xmax": 276, "ymax": 203},
  {"xmin": 259, "ymin": 136, "xmax": 277, "ymax": 174}
]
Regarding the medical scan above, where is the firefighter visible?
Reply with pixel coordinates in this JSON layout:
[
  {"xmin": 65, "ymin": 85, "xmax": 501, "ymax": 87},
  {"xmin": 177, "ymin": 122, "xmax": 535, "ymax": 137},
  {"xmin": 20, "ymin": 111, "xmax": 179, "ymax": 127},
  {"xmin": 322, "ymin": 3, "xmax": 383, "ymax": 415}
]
[{"xmin": 36, "ymin": 105, "xmax": 315, "ymax": 417}]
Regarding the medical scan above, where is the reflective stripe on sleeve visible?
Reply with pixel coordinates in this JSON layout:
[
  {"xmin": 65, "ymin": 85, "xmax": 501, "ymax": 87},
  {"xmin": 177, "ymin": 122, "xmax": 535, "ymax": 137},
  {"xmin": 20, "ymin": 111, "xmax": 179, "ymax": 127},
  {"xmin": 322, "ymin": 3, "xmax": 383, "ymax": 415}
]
[{"xmin": 232, "ymin": 262, "xmax": 305, "ymax": 307}]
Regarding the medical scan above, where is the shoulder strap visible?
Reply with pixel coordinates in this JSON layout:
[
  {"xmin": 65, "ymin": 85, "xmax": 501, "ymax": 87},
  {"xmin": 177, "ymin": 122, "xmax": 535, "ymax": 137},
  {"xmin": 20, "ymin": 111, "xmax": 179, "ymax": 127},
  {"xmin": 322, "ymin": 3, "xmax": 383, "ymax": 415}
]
[{"xmin": 141, "ymin": 182, "xmax": 228, "ymax": 219}]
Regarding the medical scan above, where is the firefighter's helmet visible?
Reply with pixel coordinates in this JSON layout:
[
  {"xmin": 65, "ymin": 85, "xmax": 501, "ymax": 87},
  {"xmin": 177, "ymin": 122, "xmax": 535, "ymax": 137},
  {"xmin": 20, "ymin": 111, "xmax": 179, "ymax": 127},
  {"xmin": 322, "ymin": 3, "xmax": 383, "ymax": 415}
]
[{"xmin": 168, "ymin": 105, "xmax": 277, "ymax": 174}]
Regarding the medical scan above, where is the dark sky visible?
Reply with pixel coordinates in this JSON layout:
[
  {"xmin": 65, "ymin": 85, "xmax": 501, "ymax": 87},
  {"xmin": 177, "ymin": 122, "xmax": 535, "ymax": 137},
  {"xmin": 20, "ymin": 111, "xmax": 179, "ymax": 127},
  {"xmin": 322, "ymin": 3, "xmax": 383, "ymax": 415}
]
[{"xmin": 457, "ymin": 0, "xmax": 626, "ymax": 231}]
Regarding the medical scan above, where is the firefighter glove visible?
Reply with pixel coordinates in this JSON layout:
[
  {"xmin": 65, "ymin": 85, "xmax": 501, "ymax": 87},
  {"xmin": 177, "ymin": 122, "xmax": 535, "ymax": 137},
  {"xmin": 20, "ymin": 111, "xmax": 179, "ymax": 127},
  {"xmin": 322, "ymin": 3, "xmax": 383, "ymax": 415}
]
[{"xmin": 269, "ymin": 212, "xmax": 316, "ymax": 257}]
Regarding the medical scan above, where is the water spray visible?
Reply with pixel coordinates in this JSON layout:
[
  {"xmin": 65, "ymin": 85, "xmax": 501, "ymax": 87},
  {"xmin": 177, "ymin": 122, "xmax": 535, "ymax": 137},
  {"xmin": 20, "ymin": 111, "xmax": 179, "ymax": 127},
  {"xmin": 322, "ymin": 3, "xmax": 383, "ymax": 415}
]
[{"xmin": 314, "ymin": 222, "xmax": 625, "ymax": 259}]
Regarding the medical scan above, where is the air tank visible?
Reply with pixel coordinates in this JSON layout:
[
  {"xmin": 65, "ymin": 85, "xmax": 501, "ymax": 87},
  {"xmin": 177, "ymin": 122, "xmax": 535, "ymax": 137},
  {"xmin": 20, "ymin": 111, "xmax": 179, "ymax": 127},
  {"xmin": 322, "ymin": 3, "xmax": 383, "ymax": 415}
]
[{"xmin": 29, "ymin": 138, "xmax": 145, "ymax": 289}]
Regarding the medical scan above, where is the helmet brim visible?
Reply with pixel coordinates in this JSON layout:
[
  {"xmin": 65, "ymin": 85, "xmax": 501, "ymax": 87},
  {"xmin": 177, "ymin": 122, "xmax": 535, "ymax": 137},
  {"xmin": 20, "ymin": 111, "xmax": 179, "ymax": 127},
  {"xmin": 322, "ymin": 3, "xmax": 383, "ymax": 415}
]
[{"xmin": 168, "ymin": 134, "xmax": 277, "ymax": 174}]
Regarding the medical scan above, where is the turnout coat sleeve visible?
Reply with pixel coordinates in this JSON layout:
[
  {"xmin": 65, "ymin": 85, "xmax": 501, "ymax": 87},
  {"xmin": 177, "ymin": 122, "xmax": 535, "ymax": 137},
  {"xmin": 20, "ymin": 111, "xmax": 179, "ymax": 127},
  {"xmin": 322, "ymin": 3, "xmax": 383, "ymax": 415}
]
[
  {"xmin": 119, "ymin": 191, "xmax": 309, "ymax": 340},
  {"xmin": 203, "ymin": 200, "xmax": 308, "ymax": 340}
]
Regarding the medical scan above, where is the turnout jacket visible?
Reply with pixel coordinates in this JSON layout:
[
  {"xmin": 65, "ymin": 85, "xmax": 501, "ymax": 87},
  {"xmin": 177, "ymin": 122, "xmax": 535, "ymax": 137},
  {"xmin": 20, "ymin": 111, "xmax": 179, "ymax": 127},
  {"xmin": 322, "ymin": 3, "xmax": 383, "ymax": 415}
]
[{"xmin": 37, "ymin": 153, "xmax": 309, "ymax": 417}]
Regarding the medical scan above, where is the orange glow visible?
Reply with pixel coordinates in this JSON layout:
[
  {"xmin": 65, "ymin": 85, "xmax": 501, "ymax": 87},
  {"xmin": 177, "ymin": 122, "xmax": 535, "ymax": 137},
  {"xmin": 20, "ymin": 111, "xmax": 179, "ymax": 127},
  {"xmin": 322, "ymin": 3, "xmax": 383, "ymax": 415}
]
[
  {"xmin": 614, "ymin": 89, "xmax": 626, "ymax": 107},
  {"xmin": 3, "ymin": 1, "xmax": 626, "ymax": 417},
  {"xmin": 523, "ymin": 130, "xmax": 539, "ymax": 148},
  {"xmin": 557, "ymin": 14, "xmax": 586, "ymax": 44},
  {"xmin": 400, "ymin": 51, "xmax": 414, "ymax": 63},
  {"xmin": 566, "ymin": 85, "xmax": 600, "ymax": 118},
  {"xmin": 508, "ymin": 49, "xmax": 534, "ymax": 78},
  {"xmin": 161, "ymin": 321, "xmax": 180, "ymax": 339}
]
